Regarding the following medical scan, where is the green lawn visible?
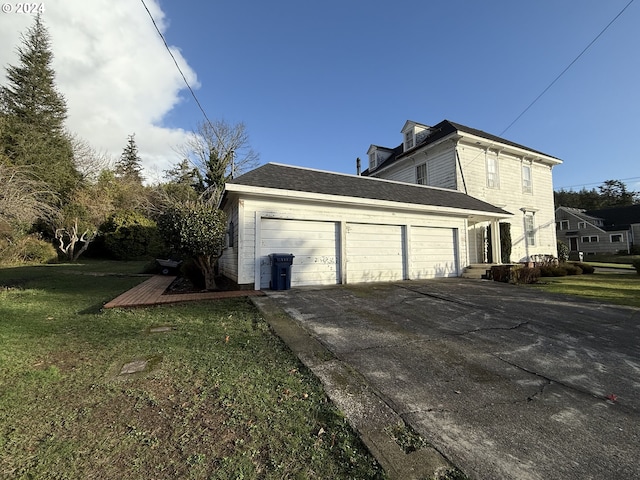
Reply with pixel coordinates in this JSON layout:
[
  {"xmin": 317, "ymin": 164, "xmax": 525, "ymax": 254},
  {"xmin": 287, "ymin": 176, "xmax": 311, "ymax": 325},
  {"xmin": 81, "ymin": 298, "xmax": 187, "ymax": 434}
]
[
  {"xmin": 0, "ymin": 262, "xmax": 385, "ymax": 479},
  {"xmin": 529, "ymin": 272, "xmax": 640, "ymax": 308}
]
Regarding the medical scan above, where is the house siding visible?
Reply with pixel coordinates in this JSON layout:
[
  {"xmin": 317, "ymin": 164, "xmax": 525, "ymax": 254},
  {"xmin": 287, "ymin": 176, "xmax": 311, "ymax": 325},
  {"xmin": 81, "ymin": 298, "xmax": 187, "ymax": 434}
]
[{"xmin": 218, "ymin": 199, "xmax": 240, "ymax": 282}]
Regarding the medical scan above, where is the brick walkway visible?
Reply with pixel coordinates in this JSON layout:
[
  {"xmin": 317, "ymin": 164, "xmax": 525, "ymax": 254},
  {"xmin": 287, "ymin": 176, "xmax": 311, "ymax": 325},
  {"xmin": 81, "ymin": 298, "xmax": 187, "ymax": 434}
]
[{"xmin": 103, "ymin": 275, "xmax": 264, "ymax": 309}]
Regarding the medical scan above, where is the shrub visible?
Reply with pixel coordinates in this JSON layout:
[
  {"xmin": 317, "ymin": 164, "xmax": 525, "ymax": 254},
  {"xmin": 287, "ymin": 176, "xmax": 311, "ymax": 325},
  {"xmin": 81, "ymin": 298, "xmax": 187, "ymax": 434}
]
[
  {"xmin": 557, "ymin": 240, "xmax": 569, "ymax": 263},
  {"xmin": 513, "ymin": 266, "xmax": 541, "ymax": 284},
  {"xmin": 574, "ymin": 262, "xmax": 595, "ymax": 274},
  {"xmin": 564, "ymin": 264, "xmax": 583, "ymax": 275},
  {"xmin": 633, "ymin": 259, "xmax": 640, "ymax": 276},
  {"xmin": 540, "ymin": 266, "xmax": 569, "ymax": 277},
  {"xmin": 180, "ymin": 258, "xmax": 205, "ymax": 290},
  {"xmin": 0, "ymin": 234, "xmax": 57, "ymax": 265},
  {"xmin": 100, "ymin": 210, "xmax": 163, "ymax": 260}
]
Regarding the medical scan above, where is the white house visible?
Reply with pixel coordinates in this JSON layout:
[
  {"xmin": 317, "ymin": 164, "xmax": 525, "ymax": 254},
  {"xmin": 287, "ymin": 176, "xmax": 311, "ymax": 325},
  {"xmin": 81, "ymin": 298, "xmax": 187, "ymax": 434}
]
[
  {"xmin": 364, "ymin": 120, "xmax": 562, "ymax": 263},
  {"xmin": 218, "ymin": 163, "xmax": 510, "ymax": 290}
]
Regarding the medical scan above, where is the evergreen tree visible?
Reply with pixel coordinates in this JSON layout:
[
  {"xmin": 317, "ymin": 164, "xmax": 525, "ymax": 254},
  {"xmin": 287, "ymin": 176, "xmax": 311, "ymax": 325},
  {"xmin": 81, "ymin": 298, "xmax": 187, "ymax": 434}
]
[
  {"xmin": 0, "ymin": 14, "xmax": 79, "ymax": 198},
  {"xmin": 115, "ymin": 133, "xmax": 144, "ymax": 183}
]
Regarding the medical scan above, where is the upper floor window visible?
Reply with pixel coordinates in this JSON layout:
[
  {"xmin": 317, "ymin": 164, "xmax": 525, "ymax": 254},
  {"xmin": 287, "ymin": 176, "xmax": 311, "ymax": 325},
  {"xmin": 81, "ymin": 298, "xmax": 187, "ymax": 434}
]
[
  {"xmin": 522, "ymin": 164, "xmax": 532, "ymax": 193},
  {"xmin": 610, "ymin": 233, "xmax": 624, "ymax": 243},
  {"xmin": 558, "ymin": 220, "xmax": 569, "ymax": 230},
  {"xmin": 404, "ymin": 131, "xmax": 414, "ymax": 151},
  {"xmin": 577, "ymin": 221, "xmax": 587, "ymax": 229},
  {"xmin": 416, "ymin": 163, "xmax": 427, "ymax": 185},
  {"xmin": 368, "ymin": 152, "xmax": 377, "ymax": 171},
  {"xmin": 524, "ymin": 213, "xmax": 536, "ymax": 246},
  {"xmin": 486, "ymin": 155, "xmax": 499, "ymax": 188}
]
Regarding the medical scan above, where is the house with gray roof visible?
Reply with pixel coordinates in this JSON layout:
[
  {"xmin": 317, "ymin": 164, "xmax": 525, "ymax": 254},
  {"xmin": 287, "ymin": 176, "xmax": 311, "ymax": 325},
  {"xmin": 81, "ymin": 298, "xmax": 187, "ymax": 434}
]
[
  {"xmin": 365, "ymin": 119, "xmax": 562, "ymax": 264},
  {"xmin": 219, "ymin": 163, "xmax": 510, "ymax": 289}
]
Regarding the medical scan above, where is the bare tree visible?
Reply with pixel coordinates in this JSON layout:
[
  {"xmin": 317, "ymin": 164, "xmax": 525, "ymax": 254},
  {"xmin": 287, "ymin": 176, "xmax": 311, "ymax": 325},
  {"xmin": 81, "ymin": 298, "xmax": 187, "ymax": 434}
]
[
  {"xmin": 178, "ymin": 120, "xmax": 259, "ymax": 205},
  {"xmin": 0, "ymin": 163, "xmax": 58, "ymax": 231},
  {"xmin": 68, "ymin": 133, "xmax": 113, "ymax": 183}
]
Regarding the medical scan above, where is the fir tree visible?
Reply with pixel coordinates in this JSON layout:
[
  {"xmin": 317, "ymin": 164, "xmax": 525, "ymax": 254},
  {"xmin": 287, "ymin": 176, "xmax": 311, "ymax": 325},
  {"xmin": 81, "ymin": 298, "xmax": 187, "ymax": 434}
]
[
  {"xmin": 0, "ymin": 14, "xmax": 79, "ymax": 198},
  {"xmin": 115, "ymin": 133, "xmax": 144, "ymax": 184}
]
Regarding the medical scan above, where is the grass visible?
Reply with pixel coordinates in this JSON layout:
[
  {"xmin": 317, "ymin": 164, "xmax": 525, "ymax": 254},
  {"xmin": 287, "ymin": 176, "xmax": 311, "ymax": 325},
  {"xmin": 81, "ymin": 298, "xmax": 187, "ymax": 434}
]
[
  {"xmin": 530, "ymin": 272, "xmax": 640, "ymax": 308},
  {"xmin": 582, "ymin": 254, "xmax": 640, "ymax": 265},
  {"xmin": 0, "ymin": 262, "xmax": 385, "ymax": 479}
]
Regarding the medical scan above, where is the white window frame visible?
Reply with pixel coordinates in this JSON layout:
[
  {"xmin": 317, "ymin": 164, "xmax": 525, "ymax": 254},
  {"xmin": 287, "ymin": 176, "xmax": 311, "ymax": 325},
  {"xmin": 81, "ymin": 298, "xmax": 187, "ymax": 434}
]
[
  {"xmin": 522, "ymin": 164, "xmax": 532, "ymax": 193},
  {"xmin": 486, "ymin": 154, "xmax": 499, "ymax": 188},
  {"xmin": 404, "ymin": 130, "xmax": 414, "ymax": 151},
  {"xmin": 558, "ymin": 220, "xmax": 569, "ymax": 230},
  {"xmin": 525, "ymin": 213, "xmax": 536, "ymax": 246},
  {"xmin": 610, "ymin": 233, "xmax": 624, "ymax": 243},
  {"xmin": 416, "ymin": 163, "xmax": 427, "ymax": 185},
  {"xmin": 581, "ymin": 235, "xmax": 598, "ymax": 243},
  {"xmin": 577, "ymin": 221, "xmax": 587, "ymax": 229},
  {"xmin": 368, "ymin": 152, "xmax": 377, "ymax": 171}
]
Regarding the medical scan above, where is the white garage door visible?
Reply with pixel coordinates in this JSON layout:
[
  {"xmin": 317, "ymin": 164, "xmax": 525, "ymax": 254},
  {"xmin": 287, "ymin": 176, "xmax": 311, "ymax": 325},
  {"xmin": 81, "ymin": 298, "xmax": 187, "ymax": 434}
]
[
  {"xmin": 346, "ymin": 223, "xmax": 405, "ymax": 283},
  {"xmin": 410, "ymin": 226, "xmax": 458, "ymax": 279},
  {"xmin": 259, "ymin": 218, "xmax": 339, "ymax": 288}
]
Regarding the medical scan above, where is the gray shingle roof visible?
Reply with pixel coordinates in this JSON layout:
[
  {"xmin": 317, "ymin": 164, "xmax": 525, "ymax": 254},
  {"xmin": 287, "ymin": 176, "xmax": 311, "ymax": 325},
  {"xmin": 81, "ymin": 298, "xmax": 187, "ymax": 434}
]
[{"xmin": 226, "ymin": 163, "xmax": 510, "ymax": 216}]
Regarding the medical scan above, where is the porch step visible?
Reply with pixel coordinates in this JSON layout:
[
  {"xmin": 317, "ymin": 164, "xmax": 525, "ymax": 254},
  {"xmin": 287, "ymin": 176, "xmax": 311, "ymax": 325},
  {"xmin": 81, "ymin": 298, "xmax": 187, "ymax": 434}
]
[{"xmin": 461, "ymin": 264, "xmax": 494, "ymax": 280}]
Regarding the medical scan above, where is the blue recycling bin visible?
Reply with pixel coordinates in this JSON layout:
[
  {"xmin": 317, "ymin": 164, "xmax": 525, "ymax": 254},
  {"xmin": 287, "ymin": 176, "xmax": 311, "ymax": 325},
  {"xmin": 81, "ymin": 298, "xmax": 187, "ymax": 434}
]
[{"xmin": 269, "ymin": 253, "xmax": 295, "ymax": 290}]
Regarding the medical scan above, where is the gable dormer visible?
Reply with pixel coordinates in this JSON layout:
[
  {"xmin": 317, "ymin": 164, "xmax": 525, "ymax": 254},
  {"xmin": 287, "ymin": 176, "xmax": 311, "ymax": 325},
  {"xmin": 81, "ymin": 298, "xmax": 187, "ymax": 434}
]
[
  {"xmin": 401, "ymin": 120, "xmax": 431, "ymax": 152},
  {"xmin": 367, "ymin": 145, "xmax": 393, "ymax": 172}
]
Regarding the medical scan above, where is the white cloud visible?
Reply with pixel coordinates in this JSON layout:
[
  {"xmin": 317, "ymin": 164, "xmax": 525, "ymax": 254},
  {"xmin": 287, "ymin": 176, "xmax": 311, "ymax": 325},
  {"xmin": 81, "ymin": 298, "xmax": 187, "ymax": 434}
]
[{"xmin": 0, "ymin": 0, "xmax": 196, "ymax": 182}]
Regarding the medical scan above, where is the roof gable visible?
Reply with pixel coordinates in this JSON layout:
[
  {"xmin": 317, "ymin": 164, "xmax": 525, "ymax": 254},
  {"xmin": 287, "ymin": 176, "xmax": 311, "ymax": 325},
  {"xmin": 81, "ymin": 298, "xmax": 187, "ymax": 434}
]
[{"xmin": 225, "ymin": 163, "xmax": 510, "ymax": 216}]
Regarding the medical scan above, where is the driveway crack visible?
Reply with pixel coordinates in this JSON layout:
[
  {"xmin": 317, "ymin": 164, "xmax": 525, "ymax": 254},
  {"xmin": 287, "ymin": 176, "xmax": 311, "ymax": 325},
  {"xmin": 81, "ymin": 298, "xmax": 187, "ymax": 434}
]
[{"xmin": 451, "ymin": 321, "xmax": 530, "ymax": 336}]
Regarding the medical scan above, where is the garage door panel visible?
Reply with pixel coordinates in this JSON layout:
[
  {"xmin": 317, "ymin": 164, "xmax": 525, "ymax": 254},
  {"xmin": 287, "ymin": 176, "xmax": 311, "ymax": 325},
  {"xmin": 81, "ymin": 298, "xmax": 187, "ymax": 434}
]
[
  {"xmin": 259, "ymin": 218, "xmax": 339, "ymax": 288},
  {"xmin": 346, "ymin": 223, "xmax": 405, "ymax": 283},
  {"xmin": 410, "ymin": 226, "xmax": 458, "ymax": 279}
]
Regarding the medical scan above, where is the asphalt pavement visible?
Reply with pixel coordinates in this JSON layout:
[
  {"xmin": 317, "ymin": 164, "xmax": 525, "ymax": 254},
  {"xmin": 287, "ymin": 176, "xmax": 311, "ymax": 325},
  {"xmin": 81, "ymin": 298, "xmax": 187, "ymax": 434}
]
[{"xmin": 252, "ymin": 279, "xmax": 640, "ymax": 480}]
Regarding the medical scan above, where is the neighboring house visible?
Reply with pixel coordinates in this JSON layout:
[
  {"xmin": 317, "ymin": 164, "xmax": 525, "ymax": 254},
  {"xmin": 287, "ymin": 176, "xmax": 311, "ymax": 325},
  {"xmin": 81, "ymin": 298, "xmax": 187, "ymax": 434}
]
[
  {"xmin": 218, "ymin": 163, "xmax": 510, "ymax": 289},
  {"xmin": 555, "ymin": 204, "xmax": 640, "ymax": 255},
  {"xmin": 363, "ymin": 120, "xmax": 563, "ymax": 263}
]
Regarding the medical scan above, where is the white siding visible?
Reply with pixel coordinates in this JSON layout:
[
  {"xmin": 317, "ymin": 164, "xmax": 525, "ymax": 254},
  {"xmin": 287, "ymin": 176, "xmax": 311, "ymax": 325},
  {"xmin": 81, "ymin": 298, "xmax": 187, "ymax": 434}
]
[{"xmin": 219, "ymin": 199, "xmax": 239, "ymax": 282}]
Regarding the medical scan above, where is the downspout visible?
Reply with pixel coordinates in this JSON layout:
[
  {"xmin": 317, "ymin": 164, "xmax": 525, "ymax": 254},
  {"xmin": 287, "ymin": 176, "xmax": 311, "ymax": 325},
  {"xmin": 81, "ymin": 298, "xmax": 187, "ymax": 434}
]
[{"xmin": 455, "ymin": 145, "xmax": 468, "ymax": 194}]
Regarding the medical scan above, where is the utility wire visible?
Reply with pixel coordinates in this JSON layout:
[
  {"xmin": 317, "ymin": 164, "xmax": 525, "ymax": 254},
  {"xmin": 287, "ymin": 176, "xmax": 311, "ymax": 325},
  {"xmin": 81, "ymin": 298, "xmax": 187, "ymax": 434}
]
[
  {"xmin": 139, "ymin": 0, "xmax": 214, "ymax": 128},
  {"xmin": 499, "ymin": 0, "xmax": 635, "ymax": 137},
  {"xmin": 556, "ymin": 176, "xmax": 640, "ymax": 190}
]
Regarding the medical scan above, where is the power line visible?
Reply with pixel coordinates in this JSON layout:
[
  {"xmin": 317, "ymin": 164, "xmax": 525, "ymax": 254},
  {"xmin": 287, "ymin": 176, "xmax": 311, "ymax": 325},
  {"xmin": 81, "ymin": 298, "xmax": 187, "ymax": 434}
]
[
  {"xmin": 556, "ymin": 176, "xmax": 640, "ymax": 190},
  {"xmin": 138, "ymin": 0, "xmax": 214, "ymax": 128},
  {"xmin": 499, "ymin": 0, "xmax": 635, "ymax": 137}
]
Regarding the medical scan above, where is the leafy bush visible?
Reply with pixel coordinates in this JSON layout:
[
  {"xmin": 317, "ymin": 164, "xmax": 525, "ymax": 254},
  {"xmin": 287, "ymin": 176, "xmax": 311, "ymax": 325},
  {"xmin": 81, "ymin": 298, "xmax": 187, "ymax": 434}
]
[
  {"xmin": 564, "ymin": 264, "xmax": 583, "ymax": 275},
  {"xmin": 0, "ymin": 234, "xmax": 57, "ymax": 265},
  {"xmin": 557, "ymin": 240, "xmax": 569, "ymax": 262},
  {"xmin": 539, "ymin": 266, "xmax": 568, "ymax": 277},
  {"xmin": 633, "ymin": 259, "xmax": 640, "ymax": 275},
  {"xmin": 574, "ymin": 262, "xmax": 595, "ymax": 274},
  {"xmin": 513, "ymin": 266, "xmax": 541, "ymax": 284},
  {"xmin": 100, "ymin": 210, "xmax": 163, "ymax": 260}
]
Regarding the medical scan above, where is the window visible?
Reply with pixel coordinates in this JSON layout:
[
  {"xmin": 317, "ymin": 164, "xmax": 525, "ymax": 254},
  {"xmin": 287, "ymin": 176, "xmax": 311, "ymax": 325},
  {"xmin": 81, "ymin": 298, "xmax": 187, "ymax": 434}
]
[
  {"xmin": 522, "ymin": 164, "xmax": 532, "ymax": 193},
  {"xmin": 610, "ymin": 233, "xmax": 624, "ymax": 243},
  {"xmin": 368, "ymin": 152, "xmax": 377, "ymax": 171},
  {"xmin": 486, "ymin": 155, "xmax": 499, "ymax": 188},
  {"xmin": 524, "ymin": 213, "xmax": 535, "ymax": 246},
  {"xmin": 558, "ymin": 220, "xmax": 569, "ymax": 230},
  {"xmin": 416, "ymin": 163, "xmax": 427, "ymax": 185},
  {"xmin": 228, "ymin": 221, "xmax": 234, "ymax": 248},
  {"xmin": 577, "ymin": 221, "xmax": 587, "ymax": 229},
  {"xmin": 581, "ymin": 235, "xmax": 598, "ymax": 243},
  {"xmin": 404, "ymin": 130, "xmax": 414, "ymax": 151}
]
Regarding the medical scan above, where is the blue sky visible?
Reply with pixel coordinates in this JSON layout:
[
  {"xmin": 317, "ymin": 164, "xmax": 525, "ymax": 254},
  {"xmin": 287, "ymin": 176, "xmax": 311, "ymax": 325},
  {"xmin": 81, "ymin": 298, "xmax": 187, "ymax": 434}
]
[
  {"xmin": 157, "ymin": 0, "xmax": 639, "ymax": 191},
  {"xmin": 1, "ymin": 1, "xmax": 638, "ymax": 192}
]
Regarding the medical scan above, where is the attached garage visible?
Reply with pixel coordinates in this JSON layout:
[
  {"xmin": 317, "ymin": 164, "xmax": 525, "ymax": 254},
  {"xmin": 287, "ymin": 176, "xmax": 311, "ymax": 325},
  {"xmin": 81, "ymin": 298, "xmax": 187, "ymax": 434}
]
[{"xmin": 218, "ymin": 163, "xmax": 510, "ymax": 290}]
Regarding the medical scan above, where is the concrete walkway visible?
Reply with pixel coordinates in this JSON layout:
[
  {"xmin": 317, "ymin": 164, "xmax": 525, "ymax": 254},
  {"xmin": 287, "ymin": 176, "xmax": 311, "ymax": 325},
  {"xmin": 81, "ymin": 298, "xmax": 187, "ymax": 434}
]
[
  {"xmin": 103, "ymin": 275, "xmax": 263, "ymax": 308},
  {"xmin": 252, "ymin": 279, "xmax": 640, "ymax": 480}
]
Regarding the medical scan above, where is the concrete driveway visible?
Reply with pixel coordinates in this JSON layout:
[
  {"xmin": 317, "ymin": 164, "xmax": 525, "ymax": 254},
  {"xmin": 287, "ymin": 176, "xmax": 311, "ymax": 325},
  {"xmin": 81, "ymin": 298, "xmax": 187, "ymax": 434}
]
[{"xmin": 256, "ymin": 279, "xmax": 640, "ymax": 480}]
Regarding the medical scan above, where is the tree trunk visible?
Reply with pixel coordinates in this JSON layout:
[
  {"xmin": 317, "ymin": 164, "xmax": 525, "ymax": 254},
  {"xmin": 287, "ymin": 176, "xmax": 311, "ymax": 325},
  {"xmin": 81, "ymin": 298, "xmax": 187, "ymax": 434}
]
[{"xmin": 195, "ymin": 255, "xmax": 219, "ymax": 291}]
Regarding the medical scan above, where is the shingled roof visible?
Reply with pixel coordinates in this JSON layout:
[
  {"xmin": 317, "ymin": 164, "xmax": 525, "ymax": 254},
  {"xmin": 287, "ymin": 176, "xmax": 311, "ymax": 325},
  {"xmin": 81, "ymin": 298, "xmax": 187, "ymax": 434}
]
[
  {"xmin": 363, "ymin": 119, "xmax": 561, "ymax": 175},
  {"xmin": 225, "ymin": 163, "xmax": 510, "ymax": 216}
]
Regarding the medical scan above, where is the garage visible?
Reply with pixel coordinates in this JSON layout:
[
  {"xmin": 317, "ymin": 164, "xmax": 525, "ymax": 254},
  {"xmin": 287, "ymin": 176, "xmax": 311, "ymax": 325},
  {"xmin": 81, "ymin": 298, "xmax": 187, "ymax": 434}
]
[
  {"xmin": 346, "ymin": 223, "xmax": 405, "ymax": 283},
  {"xmin": 219, "ymin": 163, "xmax": 510, "ymax": 290},
  {"xmin": 409, "ymin": 226, "xmax": 459, "ymax": 279},
  {"xmin": 259, "ymin": 218, "xmax": 340, "ymax": 289}
]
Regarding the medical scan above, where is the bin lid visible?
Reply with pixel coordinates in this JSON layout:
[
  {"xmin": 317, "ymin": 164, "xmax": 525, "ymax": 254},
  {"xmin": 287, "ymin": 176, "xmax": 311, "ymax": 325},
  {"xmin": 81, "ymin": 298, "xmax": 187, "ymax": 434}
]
[{"xmin": 270, "ymin": 253, "xmax": 295, "ymax": 262}]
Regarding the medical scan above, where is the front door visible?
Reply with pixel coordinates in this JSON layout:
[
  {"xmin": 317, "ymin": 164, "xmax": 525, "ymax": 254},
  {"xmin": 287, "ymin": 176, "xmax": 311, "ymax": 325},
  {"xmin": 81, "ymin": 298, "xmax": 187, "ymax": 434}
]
[{"xmin": 569, "ymin": 237, "xmax": 578, "ymax": 251}]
